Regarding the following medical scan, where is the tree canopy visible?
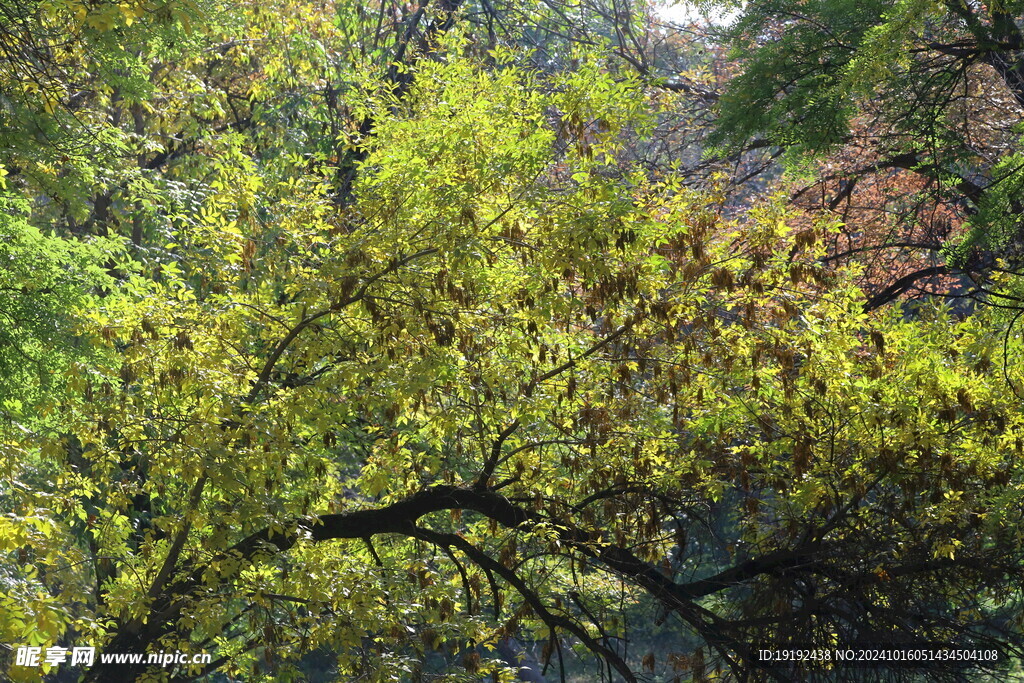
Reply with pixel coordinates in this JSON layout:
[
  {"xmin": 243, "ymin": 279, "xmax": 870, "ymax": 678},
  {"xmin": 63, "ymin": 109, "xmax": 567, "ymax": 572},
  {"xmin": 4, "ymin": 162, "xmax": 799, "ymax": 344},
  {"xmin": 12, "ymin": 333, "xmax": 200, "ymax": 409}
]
[
  {"xmin": 2, "ymin": 0, "xmax": 1024, "ymax": 681},
  {"xmin": 713, "ymin": 0, "xmax": 1024, "ymax": 308}
]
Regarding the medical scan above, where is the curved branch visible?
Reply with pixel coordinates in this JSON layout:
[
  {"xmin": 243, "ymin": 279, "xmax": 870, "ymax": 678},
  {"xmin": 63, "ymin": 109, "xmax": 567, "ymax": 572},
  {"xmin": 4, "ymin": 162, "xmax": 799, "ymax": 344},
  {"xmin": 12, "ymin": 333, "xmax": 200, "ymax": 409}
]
[{"xmin": 411, "ymin": 526, "xmax": 637, "ymax": 682}]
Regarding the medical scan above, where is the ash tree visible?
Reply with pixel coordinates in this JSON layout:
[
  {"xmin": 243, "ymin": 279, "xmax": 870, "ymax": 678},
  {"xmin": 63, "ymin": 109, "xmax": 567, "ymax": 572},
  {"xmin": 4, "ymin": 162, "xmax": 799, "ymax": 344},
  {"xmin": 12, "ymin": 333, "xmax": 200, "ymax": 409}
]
[{"xmin": 1, "ymin": 1, "xmax": 1023, "ymax": 682}]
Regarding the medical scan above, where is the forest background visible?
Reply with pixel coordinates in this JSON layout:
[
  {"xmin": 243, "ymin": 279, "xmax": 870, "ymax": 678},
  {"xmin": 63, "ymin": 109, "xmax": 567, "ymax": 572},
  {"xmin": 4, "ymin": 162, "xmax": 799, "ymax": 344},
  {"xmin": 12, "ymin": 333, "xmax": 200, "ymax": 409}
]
[{"xmin": 3, "ymin": 0, "xmax": 1024, "ymax": 680}]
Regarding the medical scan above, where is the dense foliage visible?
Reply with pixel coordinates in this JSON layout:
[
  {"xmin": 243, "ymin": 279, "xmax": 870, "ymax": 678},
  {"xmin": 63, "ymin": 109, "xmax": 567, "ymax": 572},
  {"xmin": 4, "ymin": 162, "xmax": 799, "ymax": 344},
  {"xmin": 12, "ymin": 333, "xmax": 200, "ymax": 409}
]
[
  {"xmin": 713, "ymin": 0, "xmax": 1024, "ymax": 308},
  {"xmin": 2, "ymin": 0, "xmax": 1024, "ymax": 681}
]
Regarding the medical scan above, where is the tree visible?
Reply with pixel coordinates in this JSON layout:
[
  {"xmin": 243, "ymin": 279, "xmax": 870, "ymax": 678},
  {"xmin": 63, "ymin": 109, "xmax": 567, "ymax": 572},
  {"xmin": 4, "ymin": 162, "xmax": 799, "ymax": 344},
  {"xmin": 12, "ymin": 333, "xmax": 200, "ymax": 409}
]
[
  {"xmin": 3, "ymin": 1, "xmax": 1024, "ymax": 682},
  {"xmin": 0, "ymin": 192, "xmax": 119, "ymax": 408},
  {"xmin": 711, "ymin": 0, "xmax": 1024, "ymax": 309},
  {"xmin": 2, "ymin": 30, "xmax": 1024, "ymax": 681},
  {"xmin": 0, "ymin": 190, "xmax": 122, "ymax": 674}
]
